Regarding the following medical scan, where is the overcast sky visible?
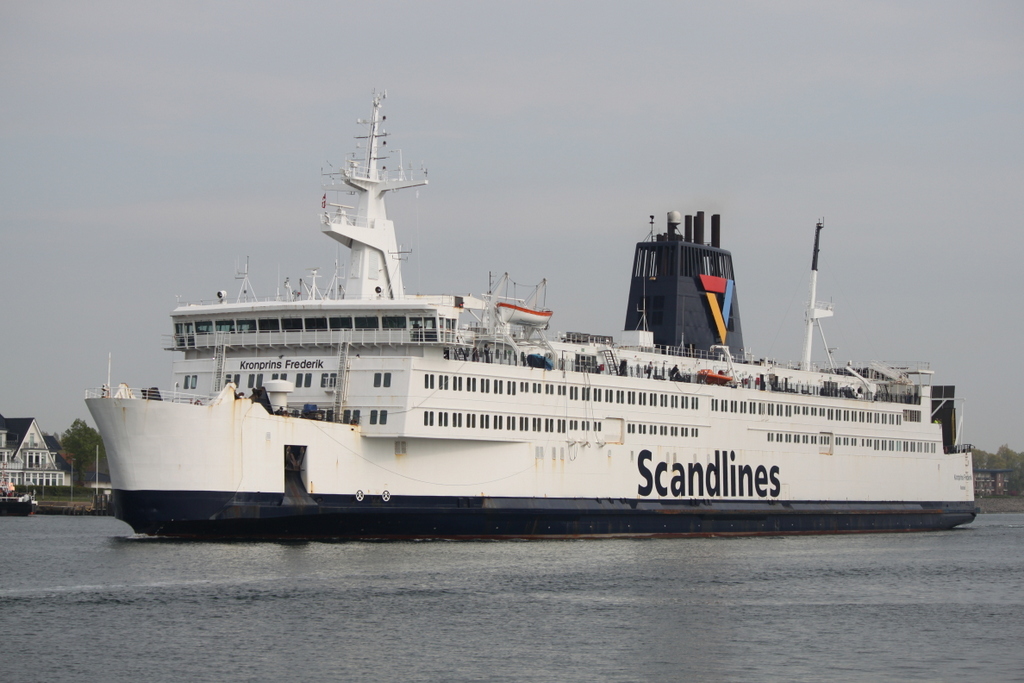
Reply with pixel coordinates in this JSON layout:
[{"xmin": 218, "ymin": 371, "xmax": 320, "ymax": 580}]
[{"xmin": 2, "ymin": 1, "xmax": 1021, "ymax": 451}]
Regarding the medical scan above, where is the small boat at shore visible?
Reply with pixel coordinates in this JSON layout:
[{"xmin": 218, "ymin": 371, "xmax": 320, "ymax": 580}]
[{"xmin": 0, "ymin": 475, "xmax": 37, "ymax": 516}]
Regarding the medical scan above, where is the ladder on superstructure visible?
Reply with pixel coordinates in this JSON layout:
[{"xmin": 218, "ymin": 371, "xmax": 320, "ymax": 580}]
[
  {"xmin": 332, "ymin": 341, "xmax": 350, "ymax": 422},
  {"xmin": 601, "ymin": 348, "xmax": 620, "ymax": 376},
  {"xmin": 212, "ymin": 334, "xmax": 227, "ymax": 390}
]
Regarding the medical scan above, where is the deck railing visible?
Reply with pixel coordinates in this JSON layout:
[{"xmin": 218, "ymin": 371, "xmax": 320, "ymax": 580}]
[{"xmin": 84, "ymin": 387, "xmax": 211, "ymax": 405}]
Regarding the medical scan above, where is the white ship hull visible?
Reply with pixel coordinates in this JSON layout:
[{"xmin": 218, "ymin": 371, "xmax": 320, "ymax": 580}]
[{"xmin": 86, "ymin": 357, "xmax": 976, "ymax": 538}]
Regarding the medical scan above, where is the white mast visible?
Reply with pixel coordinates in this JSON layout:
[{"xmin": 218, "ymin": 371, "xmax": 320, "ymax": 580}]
[
  {"xmin": 801, "ymin": 220, "xmax": 833, "ymax": 370},
  {"xmin": 320, "ymin": 91, "xmax": 427, "ymax": 300}
]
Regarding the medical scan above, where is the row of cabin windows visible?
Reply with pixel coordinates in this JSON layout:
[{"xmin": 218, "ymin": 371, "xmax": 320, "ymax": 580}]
[
  {"xmin": 423, "ymin": 373, "xmax": 703, "ymax": 409},
  {"xmin": 622, "ymin": 391, "xmax": 700, "ymax": 409},
  {"xmin": 627, "ymin": 424, "xmax": 699, "ymax": 437},
  {"xmin": 766, "ymin": 432, "xmax": 936, "ymax": 453},
  {"xmin": 224, "ymin": 372, "xmax": 324, "ymax": 390},
  {"xmin": 543, "ymin": 384, "xmax": 703, "ymax": 409},
  {"xmin": 424, "ymin": 374, "xmax": 517, "ymax": 395},
  {"xmin": 177, "ymin": 316, "xmax": 449, "ymax": 334},
  {"xmin": 422, "ymin": 411, "xmax": 603, "ymax": 434},
  {"xmin": 711, "ymin": 398, "xmax": 902, "ymax": 425},
  {"xmin": 767, "ymin": 433, "xmax": 827, "ymax": 445},
  {"xmin": 326, "ymin": 409, "xmax": 389, "ymax": 424}
]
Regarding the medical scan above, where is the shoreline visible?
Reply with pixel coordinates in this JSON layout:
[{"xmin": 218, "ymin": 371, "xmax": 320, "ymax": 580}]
[{"xmin": 976, "ymin": 497, "xmax": 1024, "ymax": 513}]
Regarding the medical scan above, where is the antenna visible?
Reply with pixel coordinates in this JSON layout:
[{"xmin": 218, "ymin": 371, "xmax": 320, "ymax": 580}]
[
  {"xmin": 304, "ymin": 267, "xmax": 321, "ymax": 299},
  {"xmin": 801, "ymin": 219, "xmax": 834, "ymax": 370},
  {"xmin": 321, "ymin": 91, "xmax": 426, "ymax": 301},
  {"xmin": 390, "ymin": 245, "xmax": 412, "ymax": 262},
  {"xmin": 235, "ymin": 256, "xmax": 255, "ymax": 302}
]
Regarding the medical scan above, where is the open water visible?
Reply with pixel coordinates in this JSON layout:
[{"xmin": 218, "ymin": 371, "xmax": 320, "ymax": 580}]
[{"xmin": 2, "ymin": 515, "xmax": 1023, "ymax": 682}]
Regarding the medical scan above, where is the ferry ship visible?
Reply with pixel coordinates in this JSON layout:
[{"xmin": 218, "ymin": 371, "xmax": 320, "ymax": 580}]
[{"xmin": 86, "ymin": 93, "xmax": 976, "ymax": 538}]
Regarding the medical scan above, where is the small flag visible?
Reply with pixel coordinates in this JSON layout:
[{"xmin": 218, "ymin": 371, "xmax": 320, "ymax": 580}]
[{"xmin": 322, "ymin": 194, "xmax": 327, "ymax": 209}]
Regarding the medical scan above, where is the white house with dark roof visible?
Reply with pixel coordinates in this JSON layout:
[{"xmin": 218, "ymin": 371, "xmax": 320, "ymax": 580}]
[{"xmin": 0, "ymin": 414, "xmax": 67, "ymax": 487}]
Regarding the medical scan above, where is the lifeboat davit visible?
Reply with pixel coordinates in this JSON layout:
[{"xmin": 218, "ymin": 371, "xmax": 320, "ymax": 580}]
[
  {"xmin": 496, "ymin": 302, "xmax": 553, "ymax": 327},
  {"xmin": 697, "ymin": 368, "xmax": 733, "ymax": 386}
]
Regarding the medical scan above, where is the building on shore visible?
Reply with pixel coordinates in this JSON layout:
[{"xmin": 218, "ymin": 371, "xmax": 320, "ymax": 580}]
[
  {"xmin": 0, "ymin": 414, "xmax": 67, "ymax": 487},
  {"xmin": 973, "ymin": 468, "xmax": 1013, "ymax": 497},
  {"xmin": 82, "ymin": 470, "xmax": 112, "ymax": 492}
]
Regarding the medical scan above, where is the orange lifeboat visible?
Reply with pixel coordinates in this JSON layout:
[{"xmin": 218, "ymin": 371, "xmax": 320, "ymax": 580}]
[{"xmin": 697, "ymin": 368, "xmax": 733, "ymax": 386}]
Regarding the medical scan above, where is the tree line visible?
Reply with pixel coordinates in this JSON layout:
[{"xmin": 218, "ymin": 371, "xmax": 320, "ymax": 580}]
[
  {"xmin": 972, "ymin": 445, "xmax": 1023, "ymax": 495},
  {"xmin": 58, "ymin": 419, "xmax": 106, "ymax": 486}
]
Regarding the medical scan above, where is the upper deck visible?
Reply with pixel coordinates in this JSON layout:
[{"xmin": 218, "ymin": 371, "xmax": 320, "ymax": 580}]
[{"xmin": 166, "ymin": 293, "xmax": 474, "ymax": 351}]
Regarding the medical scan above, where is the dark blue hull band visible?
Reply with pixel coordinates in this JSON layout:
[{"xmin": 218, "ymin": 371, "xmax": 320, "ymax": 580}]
[{"xmin": 113, "ymin": 489, "xmax": 978, "ymax": 539}]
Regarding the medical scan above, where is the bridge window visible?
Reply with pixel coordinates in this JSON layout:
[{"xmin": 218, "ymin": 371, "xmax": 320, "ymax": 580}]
[
  {"xmin": 354, "ymin": 316, "xmax": 379, "ymax": 330},
  {"xmin": 195, "ymin": 320, "xmax": 213, "ymax": 333},
  {"xmin": 382, "ymin": 316, "xmax": 406, "ymax": 329},
  {"xmin": 329, "ymin": 317, "xmax": 352, "ymax": 330},
  {"xmin": 305, "ymin": 317, "xmax": 328, "ymax": 330},
  {"xmin": 258, "ymin": 318, "xmax": 280, "ymax": 331},
  {"xmin": 282, "ymin": 318, "xmax": 303, "ymax": 331}
]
